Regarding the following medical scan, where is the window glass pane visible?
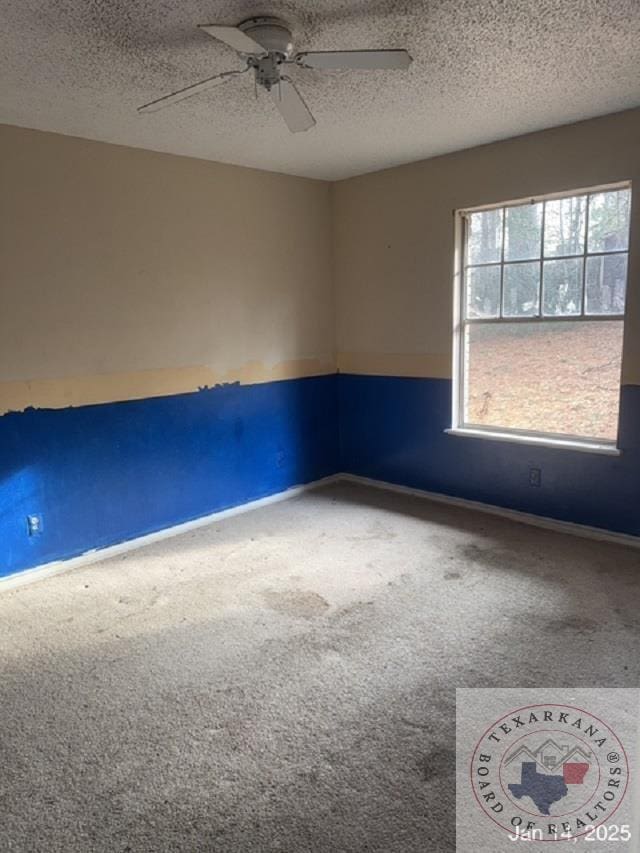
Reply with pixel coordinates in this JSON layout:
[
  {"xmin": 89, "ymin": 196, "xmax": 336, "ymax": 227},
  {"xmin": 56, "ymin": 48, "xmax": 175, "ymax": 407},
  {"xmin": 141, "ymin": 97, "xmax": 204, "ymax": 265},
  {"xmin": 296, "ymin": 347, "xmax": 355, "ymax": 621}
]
[
  {"xmin": 467, "ymin": 208, "xmax": 502, "ymax": 265},
  {"xmin": 585, "ymin": 254, "xmax": 627, "ymax": 315},
  {"xmin": 542, "ymin": 258, "xmax": 583, "ymax": 316},
  {"xmin": 502, "ymin": 262, "xmax": 539, "ymax": 317},
  {"xmin": 588, "ymin": 189, "xmax": 631, "ymax": 253},
  {"xmin": 504, "ymin": 202, "xmax": 542, "ymax": 261},
  {"xmin": 463, "ymin": 321, "xmax": 623, "ymax": 440},
  {"xmin": 543, "ymin": 195, "xmax": 586, "ymax": 257},
  {"xmin": 466, "ymin": 265, "xmax": 501, "ymax": 318}
]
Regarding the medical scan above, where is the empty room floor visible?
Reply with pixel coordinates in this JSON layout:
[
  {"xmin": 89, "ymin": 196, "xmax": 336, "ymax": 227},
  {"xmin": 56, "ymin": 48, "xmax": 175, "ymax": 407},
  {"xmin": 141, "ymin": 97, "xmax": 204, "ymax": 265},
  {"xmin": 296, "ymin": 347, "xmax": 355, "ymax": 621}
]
[{"xmin": 2, "ymin": 481, "xmax": 639, "ymax": 852}]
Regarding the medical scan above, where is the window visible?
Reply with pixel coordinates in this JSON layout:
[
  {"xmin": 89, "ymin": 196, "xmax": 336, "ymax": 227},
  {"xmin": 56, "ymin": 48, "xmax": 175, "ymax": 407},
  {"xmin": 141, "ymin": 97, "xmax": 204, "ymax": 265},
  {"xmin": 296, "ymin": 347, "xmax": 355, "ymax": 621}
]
[{"xmin": 453, "ymin": 183, "xmax": 631, "ymax": 451}]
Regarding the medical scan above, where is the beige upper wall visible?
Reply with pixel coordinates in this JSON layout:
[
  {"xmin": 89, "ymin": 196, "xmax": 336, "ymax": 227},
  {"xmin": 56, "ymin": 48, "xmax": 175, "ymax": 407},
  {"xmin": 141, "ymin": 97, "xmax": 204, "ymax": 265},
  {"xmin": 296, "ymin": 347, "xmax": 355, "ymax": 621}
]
[
  {"xmin": 0, "ymin": 125, "xmax": 334, "ymax": 412},
  {"xmin": 333, "ymin": 109, "xmax": 640, "ymax": 384},
  {"xmin": 3, "ymin": 110, "xmax": 640, "ymax": 416}
]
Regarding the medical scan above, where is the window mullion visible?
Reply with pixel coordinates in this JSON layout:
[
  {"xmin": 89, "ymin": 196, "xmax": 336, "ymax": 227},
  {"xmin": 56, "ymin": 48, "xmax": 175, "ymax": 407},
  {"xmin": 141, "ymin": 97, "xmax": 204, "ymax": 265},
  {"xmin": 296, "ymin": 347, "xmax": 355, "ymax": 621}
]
[
  {"xmin": 581, "ymin": 194, "xmax": 590, "ymax": 316},
  {"xmin": 499, "ymin": 207, "xmax": 506, "ymax": 318},
  {"xmin": 459, "ymin": 214, "xmax": 469, "ymax": 427},
  {"xmin": 539, "ymin": 200, "xmax": 546, "ymax": 316}
]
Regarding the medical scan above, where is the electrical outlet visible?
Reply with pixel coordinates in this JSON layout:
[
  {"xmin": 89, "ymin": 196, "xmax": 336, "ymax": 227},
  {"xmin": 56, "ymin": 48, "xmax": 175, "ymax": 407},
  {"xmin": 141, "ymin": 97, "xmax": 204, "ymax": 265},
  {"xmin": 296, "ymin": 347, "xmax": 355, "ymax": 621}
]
[
  {"xmin": 529, "ymin": 467, "xmax": 542, "ymax": 488},
  {"xmin": 26, "ymin": 514, "xmax": 43, "ymax": 536}
]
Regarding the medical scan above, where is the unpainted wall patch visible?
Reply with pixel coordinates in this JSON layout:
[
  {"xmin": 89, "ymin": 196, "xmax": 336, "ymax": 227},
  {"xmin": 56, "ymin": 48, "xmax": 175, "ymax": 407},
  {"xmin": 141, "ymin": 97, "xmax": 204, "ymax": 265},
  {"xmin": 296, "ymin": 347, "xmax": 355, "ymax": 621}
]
[{"xmin": 0, "ymin": 358, "xmax": 335, "ymax": 415}]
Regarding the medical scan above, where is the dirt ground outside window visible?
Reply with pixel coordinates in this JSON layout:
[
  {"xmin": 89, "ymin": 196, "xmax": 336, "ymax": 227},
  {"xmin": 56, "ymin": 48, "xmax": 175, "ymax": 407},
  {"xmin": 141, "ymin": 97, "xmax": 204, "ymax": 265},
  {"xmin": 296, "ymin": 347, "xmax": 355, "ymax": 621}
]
[{"xmin": 464, "ymin": 321, "xmax": 623, "ymax": 441}]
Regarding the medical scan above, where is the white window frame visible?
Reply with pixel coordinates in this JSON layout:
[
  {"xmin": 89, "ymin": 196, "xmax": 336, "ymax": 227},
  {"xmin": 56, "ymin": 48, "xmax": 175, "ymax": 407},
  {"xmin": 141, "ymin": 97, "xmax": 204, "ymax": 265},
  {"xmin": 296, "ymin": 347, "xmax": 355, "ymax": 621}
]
[{"xmin": 449, "ymin": 181, "xmax": 631, "ymax": 456}]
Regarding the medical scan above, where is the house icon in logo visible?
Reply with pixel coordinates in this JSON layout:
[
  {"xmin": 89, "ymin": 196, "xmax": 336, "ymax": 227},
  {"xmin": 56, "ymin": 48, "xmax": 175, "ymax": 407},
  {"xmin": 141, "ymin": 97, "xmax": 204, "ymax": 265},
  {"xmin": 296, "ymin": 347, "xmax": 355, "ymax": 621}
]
[
  {"xmin": 538, "ymin": 739, "xmax": 569, "ymax": 769},
  {"xmin": 505, "ymin": 739, "xmax": 592, "ymax": 775}
]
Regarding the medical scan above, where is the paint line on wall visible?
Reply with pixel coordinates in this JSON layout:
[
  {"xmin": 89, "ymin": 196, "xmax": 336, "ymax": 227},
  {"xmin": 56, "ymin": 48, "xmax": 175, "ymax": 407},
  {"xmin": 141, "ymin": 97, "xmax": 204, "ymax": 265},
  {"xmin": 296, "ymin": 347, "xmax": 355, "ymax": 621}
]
[
  {"xmin": 337, "ymin": 351, "xmax": 451, "ymax": 379},
  {"xmin": 0, "ymin": 358, "xmax": 336, "ymax": 414}
]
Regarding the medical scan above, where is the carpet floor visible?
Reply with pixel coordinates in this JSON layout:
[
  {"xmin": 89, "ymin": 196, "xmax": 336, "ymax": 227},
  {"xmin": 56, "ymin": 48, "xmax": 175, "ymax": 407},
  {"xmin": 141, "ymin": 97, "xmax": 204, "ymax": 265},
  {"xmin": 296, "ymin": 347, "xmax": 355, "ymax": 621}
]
[{"xmin": 1, "ymin": 481, "xmax": 639, "ymax": 852}]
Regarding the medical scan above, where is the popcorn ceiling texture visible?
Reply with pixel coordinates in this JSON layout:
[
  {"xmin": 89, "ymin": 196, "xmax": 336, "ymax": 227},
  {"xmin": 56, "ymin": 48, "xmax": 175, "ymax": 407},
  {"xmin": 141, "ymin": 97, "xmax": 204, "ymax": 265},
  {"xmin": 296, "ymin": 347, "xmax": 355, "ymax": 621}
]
[{"xmin": 2, "ymin": 0, "xmax": 639, "ymax": 179}]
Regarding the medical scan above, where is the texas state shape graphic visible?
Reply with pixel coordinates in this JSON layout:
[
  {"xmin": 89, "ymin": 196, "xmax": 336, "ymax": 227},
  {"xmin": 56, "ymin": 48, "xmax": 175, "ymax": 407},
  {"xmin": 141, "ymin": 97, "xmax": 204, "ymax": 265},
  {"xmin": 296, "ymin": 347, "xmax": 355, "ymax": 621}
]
[{"xmin": 508, "ymin": 762, "xmax": 588, "ymax": 815}]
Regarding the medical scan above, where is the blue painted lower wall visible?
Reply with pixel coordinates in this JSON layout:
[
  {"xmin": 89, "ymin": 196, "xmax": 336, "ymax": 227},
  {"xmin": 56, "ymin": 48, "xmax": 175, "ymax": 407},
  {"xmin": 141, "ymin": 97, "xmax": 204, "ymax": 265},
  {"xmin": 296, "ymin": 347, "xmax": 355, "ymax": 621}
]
[
  {"xmin": 4, "ymin": 370, "xmax": 638, "ymax": 580},
  {"xmin": 338, "ymin": 374, "xmax": 640, "ymax": 538},
  {"xmin": 0, "ymin": 375, "xmax": 339, "ymax": 578}
]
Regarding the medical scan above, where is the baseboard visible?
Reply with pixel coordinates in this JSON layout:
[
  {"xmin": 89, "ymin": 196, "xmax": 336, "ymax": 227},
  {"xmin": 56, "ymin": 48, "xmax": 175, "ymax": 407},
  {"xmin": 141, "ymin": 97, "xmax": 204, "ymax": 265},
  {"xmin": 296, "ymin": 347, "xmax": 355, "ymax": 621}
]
[
  {"xmin": 0, "ymin": 475, "xmax": 341, "ymax": 592},
  {"xmin": 6, "ymin": 471, "xmax": 636, "ymax": 593},
  {"xmin": 338, "ymin": 473, "xmax": 640, "ymax": 549}
]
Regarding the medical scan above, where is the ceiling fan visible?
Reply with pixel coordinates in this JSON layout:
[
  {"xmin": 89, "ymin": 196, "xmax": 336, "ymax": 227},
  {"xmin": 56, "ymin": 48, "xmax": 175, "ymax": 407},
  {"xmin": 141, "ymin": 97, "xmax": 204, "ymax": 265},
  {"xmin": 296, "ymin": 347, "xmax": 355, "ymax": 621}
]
[{"xmin": 137, "ymin": 16, "xmax": 412, "ymax": 133}]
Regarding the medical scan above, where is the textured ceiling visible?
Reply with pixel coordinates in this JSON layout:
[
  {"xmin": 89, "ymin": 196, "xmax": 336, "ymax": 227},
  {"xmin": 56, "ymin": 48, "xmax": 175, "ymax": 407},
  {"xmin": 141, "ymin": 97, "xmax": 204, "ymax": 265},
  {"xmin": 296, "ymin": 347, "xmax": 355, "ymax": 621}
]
[{"xmin": 2, "ymin": 0, "xmax": 640, "ymax": 180}]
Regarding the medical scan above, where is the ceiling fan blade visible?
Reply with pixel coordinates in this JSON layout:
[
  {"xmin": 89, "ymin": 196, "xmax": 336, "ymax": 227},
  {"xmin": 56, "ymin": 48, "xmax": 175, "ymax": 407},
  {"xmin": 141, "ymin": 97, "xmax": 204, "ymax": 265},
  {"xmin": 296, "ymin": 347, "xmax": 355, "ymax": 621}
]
[
  {"xmin": 198, "ymin": 24, "xmax": 265, "ymax": 54},
  {"xmin": 296, "ymin": 49, "xmax": 412, "ymax": 71},
  {"xmin": 270, "ymin": 78, "xmax": 316, "ymax": 133},
  {"xmin": 137, "ymin": 68, "xmax": 245, "ymax": 114}
]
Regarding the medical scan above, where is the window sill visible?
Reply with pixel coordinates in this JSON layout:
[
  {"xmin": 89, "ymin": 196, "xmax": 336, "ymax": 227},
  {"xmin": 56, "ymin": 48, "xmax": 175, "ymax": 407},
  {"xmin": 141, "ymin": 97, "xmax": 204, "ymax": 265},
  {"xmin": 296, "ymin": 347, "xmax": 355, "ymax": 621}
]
[{"xmin": 445, "ymin": 427, "xmax": 621, "ymax": 456}]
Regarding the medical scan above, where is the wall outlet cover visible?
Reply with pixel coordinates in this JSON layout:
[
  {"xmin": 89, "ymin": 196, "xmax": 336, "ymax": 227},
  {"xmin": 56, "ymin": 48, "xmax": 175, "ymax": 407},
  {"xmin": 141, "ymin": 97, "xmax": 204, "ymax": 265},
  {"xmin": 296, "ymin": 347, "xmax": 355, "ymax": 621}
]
[
  {"xmin": 529, "ymin": 467, "xmax": 542, "ymax": 487},
  {"xmin": 27, "ymin": 514, "xmax": 43, "ymax": 536}
]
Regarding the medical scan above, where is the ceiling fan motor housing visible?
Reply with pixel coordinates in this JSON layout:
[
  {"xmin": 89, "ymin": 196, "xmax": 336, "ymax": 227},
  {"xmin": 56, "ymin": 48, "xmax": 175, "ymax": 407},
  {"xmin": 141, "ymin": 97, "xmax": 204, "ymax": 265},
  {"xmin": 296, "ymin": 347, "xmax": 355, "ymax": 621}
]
[
  {"xmin": 253, "ymin": 56, "xmax": 284, "ymax": 91},
  {"xmin": 238, "ymin": 17, "xmax": 293, "ymax": 56}
]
